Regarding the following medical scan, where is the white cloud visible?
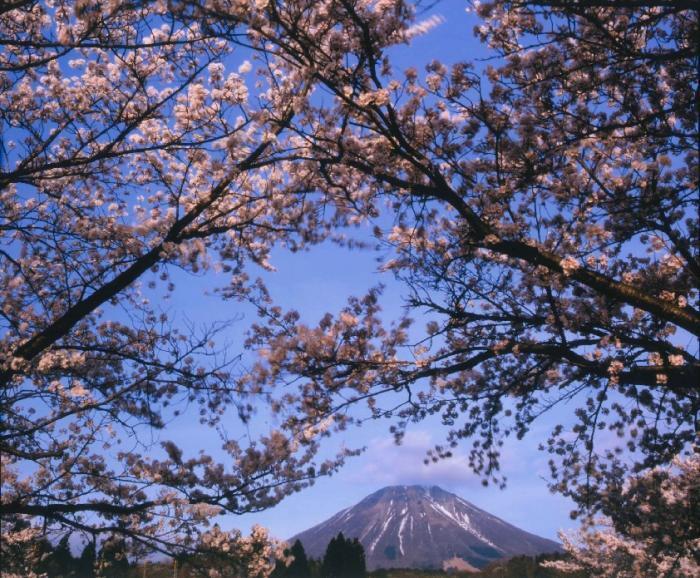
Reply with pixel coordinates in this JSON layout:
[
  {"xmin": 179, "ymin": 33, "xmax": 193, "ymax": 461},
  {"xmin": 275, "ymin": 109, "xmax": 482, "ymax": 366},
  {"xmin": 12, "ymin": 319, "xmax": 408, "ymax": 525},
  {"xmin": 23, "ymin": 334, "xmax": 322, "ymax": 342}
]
[{"xmin": 347, "ymin": 430, "xmax": 483, "ymax": 488}]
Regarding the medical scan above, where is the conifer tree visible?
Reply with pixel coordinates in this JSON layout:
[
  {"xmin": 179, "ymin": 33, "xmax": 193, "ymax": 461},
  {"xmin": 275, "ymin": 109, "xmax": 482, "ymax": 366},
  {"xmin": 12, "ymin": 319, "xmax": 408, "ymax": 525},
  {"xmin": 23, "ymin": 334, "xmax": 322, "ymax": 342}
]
[
  {"xmin": 321, "ymin": 534, "xmax": 342, "ymax": 578},
  {"xmin": 345, "ymin": 538, "xmax": 366, "ymax": 578},
  {"xmin": 76, "ymin": 540, "xmax": 97, "ymax": 578},
  {"xmin": 287, "ymin": 539, "xmax": 312, "ymax": 578},
  {"xmin": 322, "ymin": 533, "xmax": 366, "ymax": 578},
  {"xmin": 272, "ymin": 539, "xmax": 313, "ymax": 578},
  {"xmin": 39, "ymin": 533, "xmax": 76, "ymax": 577}
]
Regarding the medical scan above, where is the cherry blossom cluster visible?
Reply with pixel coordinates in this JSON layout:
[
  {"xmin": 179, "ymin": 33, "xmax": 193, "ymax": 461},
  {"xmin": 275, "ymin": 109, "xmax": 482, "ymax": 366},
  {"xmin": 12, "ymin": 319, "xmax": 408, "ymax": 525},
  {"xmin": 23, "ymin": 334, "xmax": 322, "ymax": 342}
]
[{"xmin": 545, "ymin": 453, "xmax": 699, "ymax": 577}]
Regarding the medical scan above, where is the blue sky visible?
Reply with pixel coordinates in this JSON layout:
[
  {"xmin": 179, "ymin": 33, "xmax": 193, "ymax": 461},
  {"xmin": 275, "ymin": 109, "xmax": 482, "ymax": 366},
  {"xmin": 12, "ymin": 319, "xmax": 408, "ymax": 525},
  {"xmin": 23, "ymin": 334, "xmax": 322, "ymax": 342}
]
[{"xmin": 155, "ymin": 0, "xmax": 577, "ymax": 545}]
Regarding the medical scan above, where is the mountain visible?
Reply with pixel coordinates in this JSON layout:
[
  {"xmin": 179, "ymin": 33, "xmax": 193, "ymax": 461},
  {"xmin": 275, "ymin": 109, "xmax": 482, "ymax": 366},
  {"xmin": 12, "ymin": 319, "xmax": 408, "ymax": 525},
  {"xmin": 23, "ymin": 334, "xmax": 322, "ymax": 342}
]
[{"xmin": 290, "ymin": 485, "xmax": 562, "ymax": 571}]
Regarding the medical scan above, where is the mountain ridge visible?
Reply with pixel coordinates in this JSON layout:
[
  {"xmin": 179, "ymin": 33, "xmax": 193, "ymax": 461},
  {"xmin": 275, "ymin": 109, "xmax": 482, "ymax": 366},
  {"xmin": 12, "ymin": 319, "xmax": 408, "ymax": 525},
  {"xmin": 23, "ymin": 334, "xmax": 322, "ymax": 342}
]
[{"xmin": 290, "ymin": 485, "xmax": 561, "ymax": 571}]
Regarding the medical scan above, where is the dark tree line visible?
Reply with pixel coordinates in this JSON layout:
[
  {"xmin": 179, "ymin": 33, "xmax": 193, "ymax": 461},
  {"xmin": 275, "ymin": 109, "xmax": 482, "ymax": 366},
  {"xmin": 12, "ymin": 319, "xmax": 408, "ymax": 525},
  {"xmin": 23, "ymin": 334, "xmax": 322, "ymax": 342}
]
[
  {"xmin": 272, "ymin": 534, "xmax": 366, "ymax": 578},
  {"xmin": 3, "ymin": 529, "xmax": 364, "ymax": 578}
]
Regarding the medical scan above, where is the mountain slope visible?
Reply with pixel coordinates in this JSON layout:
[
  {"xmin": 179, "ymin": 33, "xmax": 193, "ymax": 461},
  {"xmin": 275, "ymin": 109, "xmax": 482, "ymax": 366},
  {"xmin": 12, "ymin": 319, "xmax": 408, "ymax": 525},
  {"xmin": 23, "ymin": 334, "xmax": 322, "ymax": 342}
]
[{"xmin": 291, "ymin": 485, "xmax": 561, "ymax": 570}]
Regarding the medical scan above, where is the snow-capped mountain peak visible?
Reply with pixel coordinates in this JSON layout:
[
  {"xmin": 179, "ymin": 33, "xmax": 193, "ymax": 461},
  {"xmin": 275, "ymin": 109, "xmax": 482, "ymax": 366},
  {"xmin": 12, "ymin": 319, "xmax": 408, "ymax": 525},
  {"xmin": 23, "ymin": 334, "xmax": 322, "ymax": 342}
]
[{"xmin": 291, "ymin": 485, "xmax": 561, "ymax": 571}]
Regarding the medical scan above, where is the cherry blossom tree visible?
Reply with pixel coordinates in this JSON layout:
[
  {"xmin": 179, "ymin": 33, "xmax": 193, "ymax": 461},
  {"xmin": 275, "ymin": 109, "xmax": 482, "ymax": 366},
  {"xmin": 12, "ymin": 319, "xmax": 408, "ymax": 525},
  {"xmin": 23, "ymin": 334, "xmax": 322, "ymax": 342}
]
[
  {"xmin": 231, "ymin": 0, "xmax": 699, "ymax": 517},
  {"xmin": 0, "ymin": 0, "xmax": 362, "ymax": 566}
]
